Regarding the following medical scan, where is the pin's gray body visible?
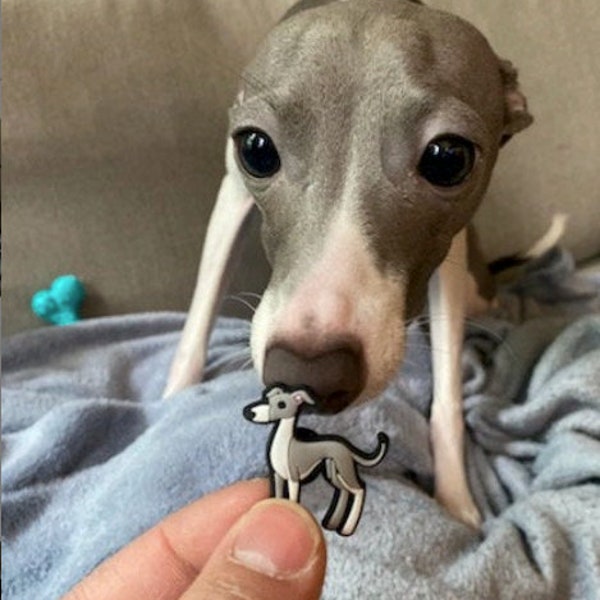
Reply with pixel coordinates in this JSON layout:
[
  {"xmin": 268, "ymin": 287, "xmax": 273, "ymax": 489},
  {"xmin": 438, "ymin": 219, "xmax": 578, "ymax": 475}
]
[
  {"xmin": 166, "ymin": 0, "xmax": 533, "ymax": 528},
  {"xmin": 245, "ymin": 387, "xmax": 388, "ymax": 536}
]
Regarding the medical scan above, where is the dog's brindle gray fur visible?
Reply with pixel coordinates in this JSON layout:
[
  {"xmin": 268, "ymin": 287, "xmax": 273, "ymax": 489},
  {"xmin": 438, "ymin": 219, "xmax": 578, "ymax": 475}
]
[
  {"xmin": 166, "ymin": 0, "xmax": 532, "ymax": 527},
  {"xmin": 238, "ymin": 0, "xmax": 531, "ymax": 397},
  {"xmin": 241, "ymin": 0, "xmax": 515, "ymax": 313},
  {"xmin": 245, "ymin": 386, "xmax": 389, "ymax": 536}
]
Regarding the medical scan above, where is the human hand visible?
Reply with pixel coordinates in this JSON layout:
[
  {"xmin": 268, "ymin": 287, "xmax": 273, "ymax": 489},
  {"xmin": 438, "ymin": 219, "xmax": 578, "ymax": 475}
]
[{"xmin": 64, "ymin": 479, "xmax": 326, "ymax": 600}]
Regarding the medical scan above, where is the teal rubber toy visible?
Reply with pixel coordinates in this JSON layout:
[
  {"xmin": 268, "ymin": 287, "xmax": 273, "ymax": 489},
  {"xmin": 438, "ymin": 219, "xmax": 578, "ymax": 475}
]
[{"xmin": 31, "ymin": 275, "xmax": 86, "ymax": 326}]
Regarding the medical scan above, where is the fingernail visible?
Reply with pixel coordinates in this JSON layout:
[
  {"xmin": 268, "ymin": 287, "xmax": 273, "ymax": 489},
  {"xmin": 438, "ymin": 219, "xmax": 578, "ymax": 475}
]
[{"xmin": 231, "ymin": 500, "xmax": 319, "ymax": 579}]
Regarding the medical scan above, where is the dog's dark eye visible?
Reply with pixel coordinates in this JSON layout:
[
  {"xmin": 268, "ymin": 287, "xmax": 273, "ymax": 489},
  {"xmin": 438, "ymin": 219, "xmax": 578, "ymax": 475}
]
[
  {"xmin": 277, "ymin": 401, "xmax": 286, "ymax": 409},
  {"xmin": 418, "ymin": 135, "xmax": 475, "ymax": 187},
  {"xmin": 234, "ymin": 129, "xmax": 281, "ymax": 178}
]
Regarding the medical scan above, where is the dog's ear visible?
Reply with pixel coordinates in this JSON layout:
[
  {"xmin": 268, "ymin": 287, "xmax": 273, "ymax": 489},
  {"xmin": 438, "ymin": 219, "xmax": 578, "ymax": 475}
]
[
  {"xmin": 498, "ymin": 59, "xmax": 533, "ymax": 145},
  {"xmin": 163, "ymin": 140, "xmax": 255, "ymax": 397},
  {"xmin": 292, "ymin": 390, "xmax": 316, "ymax": 406},
  {"xmin": 266, "ymin": 386, "xmax": 284, "ymax": 398}
]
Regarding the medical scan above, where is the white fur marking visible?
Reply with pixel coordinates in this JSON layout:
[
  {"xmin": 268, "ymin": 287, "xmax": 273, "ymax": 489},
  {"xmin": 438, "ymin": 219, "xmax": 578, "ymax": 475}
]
[{"xmin": 251, "ymin": 211, "xmax": 406, "ymax": 402}]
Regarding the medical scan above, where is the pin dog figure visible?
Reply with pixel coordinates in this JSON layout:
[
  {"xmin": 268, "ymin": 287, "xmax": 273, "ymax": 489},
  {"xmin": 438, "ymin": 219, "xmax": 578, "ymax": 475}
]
[{"xmin": 244, "ymin": 385, "xmax": 389, "ymax": 536}]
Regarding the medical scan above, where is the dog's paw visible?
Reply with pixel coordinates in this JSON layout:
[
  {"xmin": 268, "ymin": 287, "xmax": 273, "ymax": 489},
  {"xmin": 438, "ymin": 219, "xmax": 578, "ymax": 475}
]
[{"xmin": 31, "ymin": 274, "xmax": 86, "ymax": 326}]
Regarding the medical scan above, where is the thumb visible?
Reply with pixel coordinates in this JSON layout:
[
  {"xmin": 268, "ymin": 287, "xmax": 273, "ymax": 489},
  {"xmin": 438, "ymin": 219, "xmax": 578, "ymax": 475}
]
[{"xmin": 182, "ymin": 499, "xmax": 326, "ymax": 600}]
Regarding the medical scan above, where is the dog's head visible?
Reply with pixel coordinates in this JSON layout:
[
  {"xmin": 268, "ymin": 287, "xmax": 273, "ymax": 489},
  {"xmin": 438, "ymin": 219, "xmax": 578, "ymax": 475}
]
[
  {"xmin": 229, "ymin": 0, "xmax": 532, "ymax": 412},
  {"xmin": 244, "ymin": 386, "xmax": 316, "ymax": 423}
]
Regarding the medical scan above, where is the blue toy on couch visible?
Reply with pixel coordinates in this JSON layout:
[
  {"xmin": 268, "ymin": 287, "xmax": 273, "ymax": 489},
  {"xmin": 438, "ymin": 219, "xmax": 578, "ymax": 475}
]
[{"xmin": 31, "ymin": 274, "xmax": 86, "ymax": 326}]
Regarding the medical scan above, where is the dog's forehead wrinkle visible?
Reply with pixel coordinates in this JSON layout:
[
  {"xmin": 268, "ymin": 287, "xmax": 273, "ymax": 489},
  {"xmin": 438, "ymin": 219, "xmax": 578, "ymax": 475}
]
[
  {"xmin": 255, "ymin": 0, "xmax": 505, "ymax": 130},
  {"xmin": 248, "ymin": 4, "xmax": 427, "ymax": 102},
  {"xmin": 238, "ymin": 11, "xmax": 502, "ymax": 192},
  {"xmin": 238, "ymin": 5, "xmax": 504, "ymax": 191}
]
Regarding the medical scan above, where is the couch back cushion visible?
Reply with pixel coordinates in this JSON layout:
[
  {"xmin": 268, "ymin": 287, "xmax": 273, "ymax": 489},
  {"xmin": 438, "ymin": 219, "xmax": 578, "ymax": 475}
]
[{"xmin": 4, "ymin": 0, "xmax": 599, "ymax": 335}]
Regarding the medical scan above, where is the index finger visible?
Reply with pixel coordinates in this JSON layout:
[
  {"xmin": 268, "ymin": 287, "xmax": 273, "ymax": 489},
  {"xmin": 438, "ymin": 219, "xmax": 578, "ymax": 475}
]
[{"xmin": 63, "ymin": 479, "xmax": 269, "ymax": 600}]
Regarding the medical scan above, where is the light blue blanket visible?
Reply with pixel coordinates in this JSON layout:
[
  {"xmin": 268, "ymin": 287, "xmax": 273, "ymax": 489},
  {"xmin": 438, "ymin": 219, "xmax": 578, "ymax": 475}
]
[{"xmin": 2, "ymin": 249, "xmax": 600, "ymax": 599}]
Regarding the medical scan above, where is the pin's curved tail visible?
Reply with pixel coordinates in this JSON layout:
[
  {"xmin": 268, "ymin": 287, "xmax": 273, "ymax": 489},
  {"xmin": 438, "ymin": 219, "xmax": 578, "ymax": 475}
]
[{"xmin": 354, "ymin": 432, "xmax": 389, "ymax": 467}]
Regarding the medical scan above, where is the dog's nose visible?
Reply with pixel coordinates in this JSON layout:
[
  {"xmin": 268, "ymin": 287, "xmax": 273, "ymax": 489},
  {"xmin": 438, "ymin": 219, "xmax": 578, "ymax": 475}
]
[{"xmin": 263, "ymin": 344, "xmax": 364, "ymax": 413}]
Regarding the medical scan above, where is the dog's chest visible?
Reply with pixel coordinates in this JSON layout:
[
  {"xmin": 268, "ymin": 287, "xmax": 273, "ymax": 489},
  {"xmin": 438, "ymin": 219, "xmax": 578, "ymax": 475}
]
[{"xmin": 270, "ymin": 419, "xmax": 295, "ymax": 479}]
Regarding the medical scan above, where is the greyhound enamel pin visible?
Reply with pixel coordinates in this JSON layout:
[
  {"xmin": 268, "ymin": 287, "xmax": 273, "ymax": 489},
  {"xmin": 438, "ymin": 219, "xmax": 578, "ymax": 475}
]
[{"xmin": 244, "ymin": 385, "xmax": 389, "ymax": 536}]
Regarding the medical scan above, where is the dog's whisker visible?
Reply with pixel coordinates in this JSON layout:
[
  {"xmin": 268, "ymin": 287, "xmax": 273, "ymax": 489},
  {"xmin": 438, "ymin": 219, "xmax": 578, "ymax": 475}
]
[
  {"xmin": 223, "ymin": 294, "xmax": 259, "ymax": 315},
  {"xmin": 239, "ymin": 356, "xmax": 255, "ymax": 371},
  {"xmin": 395, "ymin": 357, "xmax": 424, "ymax": 371},
  {"xmin": 237, "ymin": 291, "xmax": 264, "ymax": 301},
  {"xmin": 406, "ymin": 315, "xmax": 519, "ymax": 366},
  {"xmin": 463, "ymin": 316, "xmax": 505, "ymax": 337},
  {"xmin": 409, "ymin": 315, "xmax": 431, "ymax": 326},
  {"xmin": 238, "ymin": 73, "xmax": 282, "ymax": 111}
]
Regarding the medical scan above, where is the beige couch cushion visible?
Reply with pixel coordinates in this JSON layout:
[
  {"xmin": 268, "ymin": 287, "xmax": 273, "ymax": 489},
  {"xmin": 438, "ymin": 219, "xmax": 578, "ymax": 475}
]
[
  {"xmin": 432, "ymin": 0, "xmax": 600, "ymax": 264},
  {"xmin": 3, "ymin": 0, "xmax": 294, "ymax": 336},
  {"xmin": 3, "ymin": 0, "xmax": 599, "ymax": 336}
]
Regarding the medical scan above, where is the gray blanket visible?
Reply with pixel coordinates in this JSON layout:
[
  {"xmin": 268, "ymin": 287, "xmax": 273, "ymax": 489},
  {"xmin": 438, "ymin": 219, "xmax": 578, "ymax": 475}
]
[{"xmin": 2, "ymin": 249, "xmax": 600, "ymax": 600}]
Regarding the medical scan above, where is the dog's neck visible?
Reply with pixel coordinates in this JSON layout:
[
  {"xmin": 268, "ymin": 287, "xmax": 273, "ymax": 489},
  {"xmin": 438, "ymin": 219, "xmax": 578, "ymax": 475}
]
[
  {"xmin": 272, "ymin": 417, "xmax": 296, "ymax": 441},
  {"xmin": 269, "ymin": 417, "xmax": 297, "ymax": 475}
]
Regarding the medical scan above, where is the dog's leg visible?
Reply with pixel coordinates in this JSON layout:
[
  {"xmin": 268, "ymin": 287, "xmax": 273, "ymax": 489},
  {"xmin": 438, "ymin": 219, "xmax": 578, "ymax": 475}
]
[
  {"xmin": 428, "ymin": 228, "xmax": 481, "ymax": 529},
  {"xmin": 163, "ymin": 141, "xmax": 254, "ymax": 398},
  {"xmin": 323, "ymin": 461, "xmax": 352, "ymax": 531},
  {"xmin": 288, "ymin": 479, "xmax": 301, "ymax": 502},
  {"xmin": 339, "ymin": 488, "xmax": 364, "ymax": 537},
  {"xmin": 272, "ymin": 473, "xmax": 286, "ymax": 499},
  {"xmin": 324, "ymin": 488, "xmax": 350, "ymax": 531}
]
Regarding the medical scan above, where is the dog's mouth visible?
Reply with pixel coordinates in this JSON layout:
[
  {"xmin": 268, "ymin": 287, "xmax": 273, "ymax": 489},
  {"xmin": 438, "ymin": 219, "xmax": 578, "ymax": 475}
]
[
  {"xmin": 300, "ymin": 390, "xmax": 356, "ymax": 415},
  {"xmin": 316, "ymin": 392, "xmax": 357, "ymax": 414}
]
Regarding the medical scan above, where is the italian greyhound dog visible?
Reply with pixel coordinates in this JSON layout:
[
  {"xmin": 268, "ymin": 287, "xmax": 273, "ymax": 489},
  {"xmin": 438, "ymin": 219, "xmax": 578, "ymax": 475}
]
[
  {"xmin": 165, "ymin": 0, "xmax": 533, "ymax": 528},
  {"xmin": 244, "ymin": 385, "xmax": 389, "ymax": 536}
]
